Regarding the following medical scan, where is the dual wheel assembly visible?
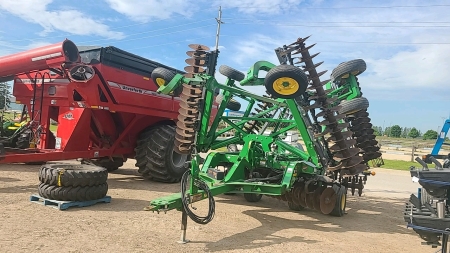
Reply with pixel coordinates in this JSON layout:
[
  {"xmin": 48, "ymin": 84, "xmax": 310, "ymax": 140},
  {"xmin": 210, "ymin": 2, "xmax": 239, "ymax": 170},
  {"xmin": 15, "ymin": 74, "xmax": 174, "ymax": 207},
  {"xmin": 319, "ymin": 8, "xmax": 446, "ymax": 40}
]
[{"xmin": 37, "ymin": 163, "xmax": 108, "ymax": 201}]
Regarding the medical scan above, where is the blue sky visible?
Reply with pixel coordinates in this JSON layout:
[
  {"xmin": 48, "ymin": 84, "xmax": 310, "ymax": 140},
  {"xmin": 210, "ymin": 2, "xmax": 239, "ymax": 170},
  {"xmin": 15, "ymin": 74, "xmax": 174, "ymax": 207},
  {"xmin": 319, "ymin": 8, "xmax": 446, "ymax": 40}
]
[{"xmin": 1, "ymin": 0, "xmax": 450, "ymax": 133}]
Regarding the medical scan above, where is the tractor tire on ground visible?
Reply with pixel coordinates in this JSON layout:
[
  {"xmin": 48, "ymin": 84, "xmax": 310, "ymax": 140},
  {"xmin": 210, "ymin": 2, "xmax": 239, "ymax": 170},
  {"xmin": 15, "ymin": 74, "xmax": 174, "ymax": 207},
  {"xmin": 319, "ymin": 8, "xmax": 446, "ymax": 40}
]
[
  {"xmin": 264, "ymin": 64, "xmax": 308, "ymax": 99},
  {"xmin": 288, "ymin": 201, "xmax": 305, "ymax": 211},
  {"xmin": 215, "ymin": 94, "xmax": 242, "ymax": 111},
  {"xmin": 38, "ymin": 182, "xmax": 108, "ymax": 201},
  {"xmin": 330, "ymin": 184, "xmax": 347, "ymax": 217},
  {"xmin": 338, "ymin": 97, "xmax": 369, "ymax": 115},
  {"xmin": 39, "ymin": 164, "xmax": 108, "ymax": 187},
  {"xmin": 244, "ymin": 193, "xmax": 263, "ymax": 202},
  {"xmin": 219, "ymin": 65, "xmax": 245, "ymax": 82},
  {"xmin": 134, "ymin": 124, "xmax": 190, "ymax": 183},
  {"xmin": 331, "ymin": 59, "xmax": 366, "ymax": 82}
]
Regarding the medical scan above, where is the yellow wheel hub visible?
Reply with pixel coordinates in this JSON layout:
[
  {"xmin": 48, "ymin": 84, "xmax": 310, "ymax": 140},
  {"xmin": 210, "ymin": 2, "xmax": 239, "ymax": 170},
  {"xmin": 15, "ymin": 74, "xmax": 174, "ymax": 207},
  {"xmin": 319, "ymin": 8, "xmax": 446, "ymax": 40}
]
[
  {"xmin": 272, "ymin": 77, "xmax": 299, "ymax": 95},
  {"xmin": 340, "ymin": 193, "xmax": 346, "ymax": 210},
  {"xmin": 155, "ymin": 77, "xmax": 166, "ymax": 87}
]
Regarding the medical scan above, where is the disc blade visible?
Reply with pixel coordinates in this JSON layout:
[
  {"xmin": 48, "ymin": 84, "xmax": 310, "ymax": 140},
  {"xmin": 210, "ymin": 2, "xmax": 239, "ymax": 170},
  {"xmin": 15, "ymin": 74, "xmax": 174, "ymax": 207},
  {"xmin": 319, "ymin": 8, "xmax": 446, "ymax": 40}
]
[
  {"xmin": 320, "ymin": 187, "xmax": 337, "ymax": 214},
  {"xmin": 188, "ymin": 44, "xmax": 210, "ymax": 51}
]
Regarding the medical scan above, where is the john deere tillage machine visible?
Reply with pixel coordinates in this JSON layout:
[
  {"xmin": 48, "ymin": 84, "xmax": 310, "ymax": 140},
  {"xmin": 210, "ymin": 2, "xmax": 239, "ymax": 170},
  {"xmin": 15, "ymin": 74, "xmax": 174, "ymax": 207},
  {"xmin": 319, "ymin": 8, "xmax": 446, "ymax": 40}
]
[{"xmin": 146, "ymin": 36, "xmax": 381, "ymax": 242}]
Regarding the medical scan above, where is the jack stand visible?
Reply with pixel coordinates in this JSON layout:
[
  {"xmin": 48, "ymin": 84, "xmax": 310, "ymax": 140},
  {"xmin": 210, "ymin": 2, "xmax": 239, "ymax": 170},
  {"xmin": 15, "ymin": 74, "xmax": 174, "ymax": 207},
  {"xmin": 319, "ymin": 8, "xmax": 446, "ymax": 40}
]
[{"xmin": 177, "ymin": 209, "xmax": 190, "ymax": 244}]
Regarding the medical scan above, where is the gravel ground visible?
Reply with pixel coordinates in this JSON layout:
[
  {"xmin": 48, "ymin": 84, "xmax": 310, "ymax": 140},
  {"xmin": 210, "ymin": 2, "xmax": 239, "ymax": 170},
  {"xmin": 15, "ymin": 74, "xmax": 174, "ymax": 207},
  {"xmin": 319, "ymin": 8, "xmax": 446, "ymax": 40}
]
[{"xmin": 0, "ymin": 160, "xmax": 435, "ymax": 253}]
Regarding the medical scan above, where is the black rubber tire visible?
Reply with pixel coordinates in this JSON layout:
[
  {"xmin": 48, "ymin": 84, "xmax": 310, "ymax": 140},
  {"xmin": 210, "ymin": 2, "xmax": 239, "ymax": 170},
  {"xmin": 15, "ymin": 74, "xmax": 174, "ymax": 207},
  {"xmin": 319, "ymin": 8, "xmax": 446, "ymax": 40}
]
[
  {"xmin": 338, "ymin": 97, "xmax": 369, "ymax": 115},
  {"xmin": 244, "ymin": 193, "xmax": 263, "ymax": 202},
  {"xmin": 38, "ymin": 182, "xmax": 108, "ymax": 201},
  {"xmin": 330, "ymin": 184, "xmax": 347, "ymax": 217},
  {"xmin": 87, "ymin": 157, "xmax": 124, "ymax": 172},
  {"xmin": 288, "ymin": 201, "xmax": 305, "ymax": 211},
  {"xmin": 150, "ymin": 67, "xmax": 182, "ymax": 96},
  {"xmin": 134, "ymin": 124, "xmax": 190, "ymax": 183},
  {"xmin": 219, "ymin": 65, "xmax": 245, "ymax": 82},
  {"xmin": 331, "ymin": 59, "xmax": 366, "ymax": 81},
  {"xmin": 215, "ymin": 94, "xmax": 242, "ymax": 111},
  {"xmin": 39, "ymin": 164, "xmax": 108, "ymax": 187},
  {"xmin": 264, "ymin": 65, "xmax": 308, "ymax": 99}
]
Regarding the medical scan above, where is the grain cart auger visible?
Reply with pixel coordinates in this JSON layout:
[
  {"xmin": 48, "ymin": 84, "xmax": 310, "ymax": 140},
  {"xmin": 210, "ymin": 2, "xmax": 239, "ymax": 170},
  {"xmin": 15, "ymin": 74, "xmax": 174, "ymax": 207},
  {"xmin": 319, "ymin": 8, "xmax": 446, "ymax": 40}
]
[
  {"xmin": 274, "ymin": 36, "xmax": 380, "ymax": 196},
  {"xmin": 145, "ymin": 40, "xmax": 372, "ymax": 243}
]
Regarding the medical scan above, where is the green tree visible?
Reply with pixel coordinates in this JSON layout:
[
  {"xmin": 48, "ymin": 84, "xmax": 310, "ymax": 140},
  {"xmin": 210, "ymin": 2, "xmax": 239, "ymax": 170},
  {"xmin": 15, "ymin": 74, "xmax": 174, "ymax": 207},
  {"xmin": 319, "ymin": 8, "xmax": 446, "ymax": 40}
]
[
  {"xmin": 384, "ymin": 126, "xmax": 391, "ymax": 136},
  {"xmin": 408, "ymin": 127, "xmax": 420, "ymax": 138},
  {"xmin": 423, "ymin": 130, "xmax": 438, "ymax": 140},
  {"xmin": 390, "ymin": 125, "xmax": 402, "ymax": 137},
  {"xmin": 0, "ymin": 82, "xmax": 11, "ymax": 110},
  {"xmin": 373, "ymin": 126, "xmax": 381, "ymax": 136}
]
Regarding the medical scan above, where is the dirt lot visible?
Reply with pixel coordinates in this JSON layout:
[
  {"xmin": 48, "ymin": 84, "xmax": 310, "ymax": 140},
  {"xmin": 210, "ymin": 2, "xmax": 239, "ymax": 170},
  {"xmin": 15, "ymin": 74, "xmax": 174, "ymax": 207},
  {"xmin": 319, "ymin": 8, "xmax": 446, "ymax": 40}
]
[{"xmin": 0, "ymin": 159, "xmax": 434, "ymax": 253}]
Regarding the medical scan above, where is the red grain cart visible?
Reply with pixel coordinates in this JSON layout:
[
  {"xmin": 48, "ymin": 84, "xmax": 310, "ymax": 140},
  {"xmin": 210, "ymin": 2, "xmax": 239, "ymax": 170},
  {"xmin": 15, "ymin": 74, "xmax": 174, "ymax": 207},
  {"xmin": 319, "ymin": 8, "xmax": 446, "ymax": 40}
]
[{"xmin": 0, "ymin": 39, "xmax": 218, "ymax": 182}]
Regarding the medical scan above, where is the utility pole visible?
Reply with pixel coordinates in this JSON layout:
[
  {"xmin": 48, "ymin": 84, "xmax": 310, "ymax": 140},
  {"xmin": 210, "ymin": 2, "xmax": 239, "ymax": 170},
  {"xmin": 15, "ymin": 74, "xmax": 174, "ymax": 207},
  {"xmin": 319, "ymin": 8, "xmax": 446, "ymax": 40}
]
[{"xmin": 214, "ymin": 6, "xmax": 224, "ymax": 52}]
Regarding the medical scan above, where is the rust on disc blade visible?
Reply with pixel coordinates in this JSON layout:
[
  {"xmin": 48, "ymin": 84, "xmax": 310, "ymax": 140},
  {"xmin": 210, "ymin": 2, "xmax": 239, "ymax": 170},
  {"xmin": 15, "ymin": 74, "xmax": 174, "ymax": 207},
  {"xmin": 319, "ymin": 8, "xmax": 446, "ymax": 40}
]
[
  {"xmin": 326, "ymin": 131, "xmax": 353, "ymax": 142},
  {"xmin": 186, "ymin": 51, "xmax": 207, "ymax": 58},
  {"xmin": 299, "ymin": 190, "xmax": 307, "ymax": 207},
  {"xmin": 185, "ymin": 58, "xmax": 206, "ymax": 67},
  {"xmin": 292, "ymin": 186, "xmax": 303, "ymax": 206},
  {"xmin": 188, "ymin": 44, "xmax": 210, "ymax": 51},
  {"xmin": 319, "ymin": 187, "xmax": 337, "ymax": 214},
  {"xmin": 175, "ymin": 133, "xmax": 194, "ymax": 143},
  {"xmin": 313, "ymin": 187, "xmax": 323, "ymax": 212},
  {"xmin": 306, "ymin": 193, "xmax": 315, "ymax": 209},
  {"xmin": 343, "ymin": 156, "xmax": 364, "ymax": 168},
  {"xmin": 178, "ymin": 107, "xmax": 198, "ymax": 117},
  {"xmin": 177, "ymin": 115, "xmax": 196, "ymax": 125},
  {"xmin": 332, "ymin": 148, "xmax": 361, "ymax": 161},
  {"xmin": 182, "ymin": 83, "xmax": 203, "ymax": 95},
  {"xmin": 327, "ymin": 162, "xmax": 343, "ymax": 171},
  {"xmin": 176, "ymin": 125, "xmax": 195, "ymax": 137},
  {"xmin": 184, "ymin": 65, "xmax": 205, "ymax": 74},
  {"xmin": 329, "ymin": 139, "xmax": 357, "ymax": 152},
  {"xmin": 348, "ymin": 164, "xmax": 368, "ymax": 175}
]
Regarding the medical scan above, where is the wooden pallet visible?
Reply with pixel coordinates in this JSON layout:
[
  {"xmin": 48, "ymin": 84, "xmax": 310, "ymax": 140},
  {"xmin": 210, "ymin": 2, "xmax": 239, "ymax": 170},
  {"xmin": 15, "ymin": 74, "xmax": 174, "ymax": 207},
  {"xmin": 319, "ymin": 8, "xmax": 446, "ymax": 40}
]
[{"xmin": 30, "ymin": 194, "xmax": 111, "ymax": 210}]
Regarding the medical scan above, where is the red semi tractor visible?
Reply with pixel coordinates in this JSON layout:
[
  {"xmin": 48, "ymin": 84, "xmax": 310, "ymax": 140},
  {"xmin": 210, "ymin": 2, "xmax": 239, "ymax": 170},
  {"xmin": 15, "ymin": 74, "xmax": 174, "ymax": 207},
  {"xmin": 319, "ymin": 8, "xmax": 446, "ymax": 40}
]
[{"xmin": 0, "ymin": 39, "xmax": 220, "ymax": 183}]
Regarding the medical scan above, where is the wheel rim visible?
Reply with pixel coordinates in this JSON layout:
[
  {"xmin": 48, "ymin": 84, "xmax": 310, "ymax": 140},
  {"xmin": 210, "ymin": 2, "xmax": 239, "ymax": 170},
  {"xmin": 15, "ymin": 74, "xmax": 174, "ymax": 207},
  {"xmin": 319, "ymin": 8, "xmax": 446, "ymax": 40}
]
[
  {"xmin": 340, "ymin": 193, "xmax": 346, "ymax": 210},
  {"xmin": 272, "ymin": 77, "xmax": 299, "ymax": 95},
  {"xmin": 155, "ymin": 77, "xmax": 166, "ymax": 86},
  {"xmin": 172, "ymin": 150, "xmax": 186, "ymax": 167}
]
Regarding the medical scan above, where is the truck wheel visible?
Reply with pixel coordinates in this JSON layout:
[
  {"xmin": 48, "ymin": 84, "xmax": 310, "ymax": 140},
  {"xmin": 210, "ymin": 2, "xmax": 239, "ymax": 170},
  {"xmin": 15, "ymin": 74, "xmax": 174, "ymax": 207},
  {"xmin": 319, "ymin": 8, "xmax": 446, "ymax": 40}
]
[
  {"xmin": 135, "ymin": 124, "xmax": 190, "ymax": 183},
  {"xmin": 331, "ymin": 59, "xmax": 366, "ymax": 82},
  {"xmin": 338, "ymin": 97, "xmax": 369, "ymax": 115},
  {"xmin": 329, "ymin": 184, "xmax": 347, "ymax": 217},
  {"xmin": 38, "ymin": 182, "xmax": 108, "ymax": 201},
  {"xmin": 219, "ymin": 65, "xmax": 245, "ymax": 82},
  {"xmin": 215, "ymin": 94, "xmax": 242, "ymax": 111},
  {"xmin": 39, "ymin": 164, "xmax": 108, "ymax": 187},
  {"xmin": 264, "ymin": 64, "xmax": 308, "ymax": 99}
]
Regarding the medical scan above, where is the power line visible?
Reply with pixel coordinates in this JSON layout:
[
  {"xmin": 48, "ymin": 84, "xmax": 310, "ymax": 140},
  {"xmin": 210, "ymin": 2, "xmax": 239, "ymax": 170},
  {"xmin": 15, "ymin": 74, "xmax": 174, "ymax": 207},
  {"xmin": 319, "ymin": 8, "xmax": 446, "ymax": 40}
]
[
  {"xmin": 214, "ymin": 4, "xmax": 450, "ymax": 10},
  {"xmin": 226, "ymin": 22, "xmax": 450, "ymax": 28}
]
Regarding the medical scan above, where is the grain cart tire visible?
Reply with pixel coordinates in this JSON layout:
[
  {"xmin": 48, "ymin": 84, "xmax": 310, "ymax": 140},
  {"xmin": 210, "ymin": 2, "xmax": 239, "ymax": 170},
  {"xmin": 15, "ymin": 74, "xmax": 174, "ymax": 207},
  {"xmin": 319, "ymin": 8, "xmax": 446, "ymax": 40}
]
[
  {"xmin": 338, "ymin": 97, "xmax": 369, "ymax": 115},
  {"xmin": 215, "ymin": 94, "xmax": 242, "ymax": 111},
  {"xmin": 331, "ymin": 59, "xmax": 366, "ymax": 82},
  {"xmin": 151, "ymin": 67, "xmax": 182, "ymax": 96},
  {"xmin": 288, "ymin": 201, "xmax": 305, "ymax": 211},
  {"xmin": 135, "ymin": 124, "xmax": 190, "ymax": 183},
  {"xmin": 330, "ymin": 184, "xmax": 347, "ymax": 217},
  {"xmin": 264, "ymin": 64, "xmax": 308, "ymax": 99},
  {"xmin": 39, "ymin": 164, "xmax": 108, "ymax": 187},
  {"xmin": 38, "ymin": 182, "xmax": 108, "ymax": 201},
  {"xmin": 219, "ymin": 65, "xmax": 245, "ymax": 82}
]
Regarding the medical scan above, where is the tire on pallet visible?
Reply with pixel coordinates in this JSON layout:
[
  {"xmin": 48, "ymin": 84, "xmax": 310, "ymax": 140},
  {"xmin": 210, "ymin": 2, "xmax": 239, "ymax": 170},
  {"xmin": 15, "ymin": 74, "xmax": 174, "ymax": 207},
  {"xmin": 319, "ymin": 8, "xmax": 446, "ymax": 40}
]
[
  {"xmin": 219, "ymin": 65, "xmax": 245, "ymax": 82},
  {"xmin": 215, "ymin": 94, "xmax": 242, "ymax": 111},
  {"xmin": 38, "ymin": 182, "xmax": 108, "ymax": 201},
  {"xmin": 39, "ymin": 163, "xmax": 108, "ymax": 187},
  {"xmin": 338, "ymin": 97, "xmax": 369, "ymax": 115},
  {"xmin": 329, "ymin": 184, "xmax": 347, "ymax": 217},
  {"xmin": 331, "ymin": 59, "xmax": 366, "ymax": 82},
  {"xmin": 150, "ymin": 67, "xmax": 182, "ymax": 96},
  {"xmin": 134, "ymin": 124, "xmax": 190, "ymax": 183},
  {"xmin": 264, "ymin": 64, "xmax": 308, "ymax": 99}
]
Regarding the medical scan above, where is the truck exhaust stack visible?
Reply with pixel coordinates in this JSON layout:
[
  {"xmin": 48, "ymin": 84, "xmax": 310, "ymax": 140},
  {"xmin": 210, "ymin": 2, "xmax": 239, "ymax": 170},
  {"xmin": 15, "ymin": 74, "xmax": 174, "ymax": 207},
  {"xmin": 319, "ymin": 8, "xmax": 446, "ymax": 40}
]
[{"xmin": 0, "ymin": 39, "xmax": 80, "ymax": 80}]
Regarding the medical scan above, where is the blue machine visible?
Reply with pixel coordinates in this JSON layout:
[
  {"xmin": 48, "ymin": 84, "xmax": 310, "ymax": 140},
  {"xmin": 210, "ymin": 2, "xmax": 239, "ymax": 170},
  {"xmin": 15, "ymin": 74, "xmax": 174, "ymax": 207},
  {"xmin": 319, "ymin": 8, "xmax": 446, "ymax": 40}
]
[{"xmin": 423, "ymin": 119, "xmax": 450, "ymax": 164}]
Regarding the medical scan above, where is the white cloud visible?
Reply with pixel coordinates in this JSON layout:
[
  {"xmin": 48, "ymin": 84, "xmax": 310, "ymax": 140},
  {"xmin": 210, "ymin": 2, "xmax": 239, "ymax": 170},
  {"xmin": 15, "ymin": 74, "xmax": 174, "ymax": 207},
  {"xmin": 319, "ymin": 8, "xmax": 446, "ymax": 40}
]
[
  {"xmin": 0, "ymin": 0, "xmax": 124, "ymax": 39},
  {"xmin": 104, "ymin": 0, "xmax": 193, "ymax": 22},
  {"xmin": 215, "ymin": 0, "xmax": 304, "ymax": 15}
]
